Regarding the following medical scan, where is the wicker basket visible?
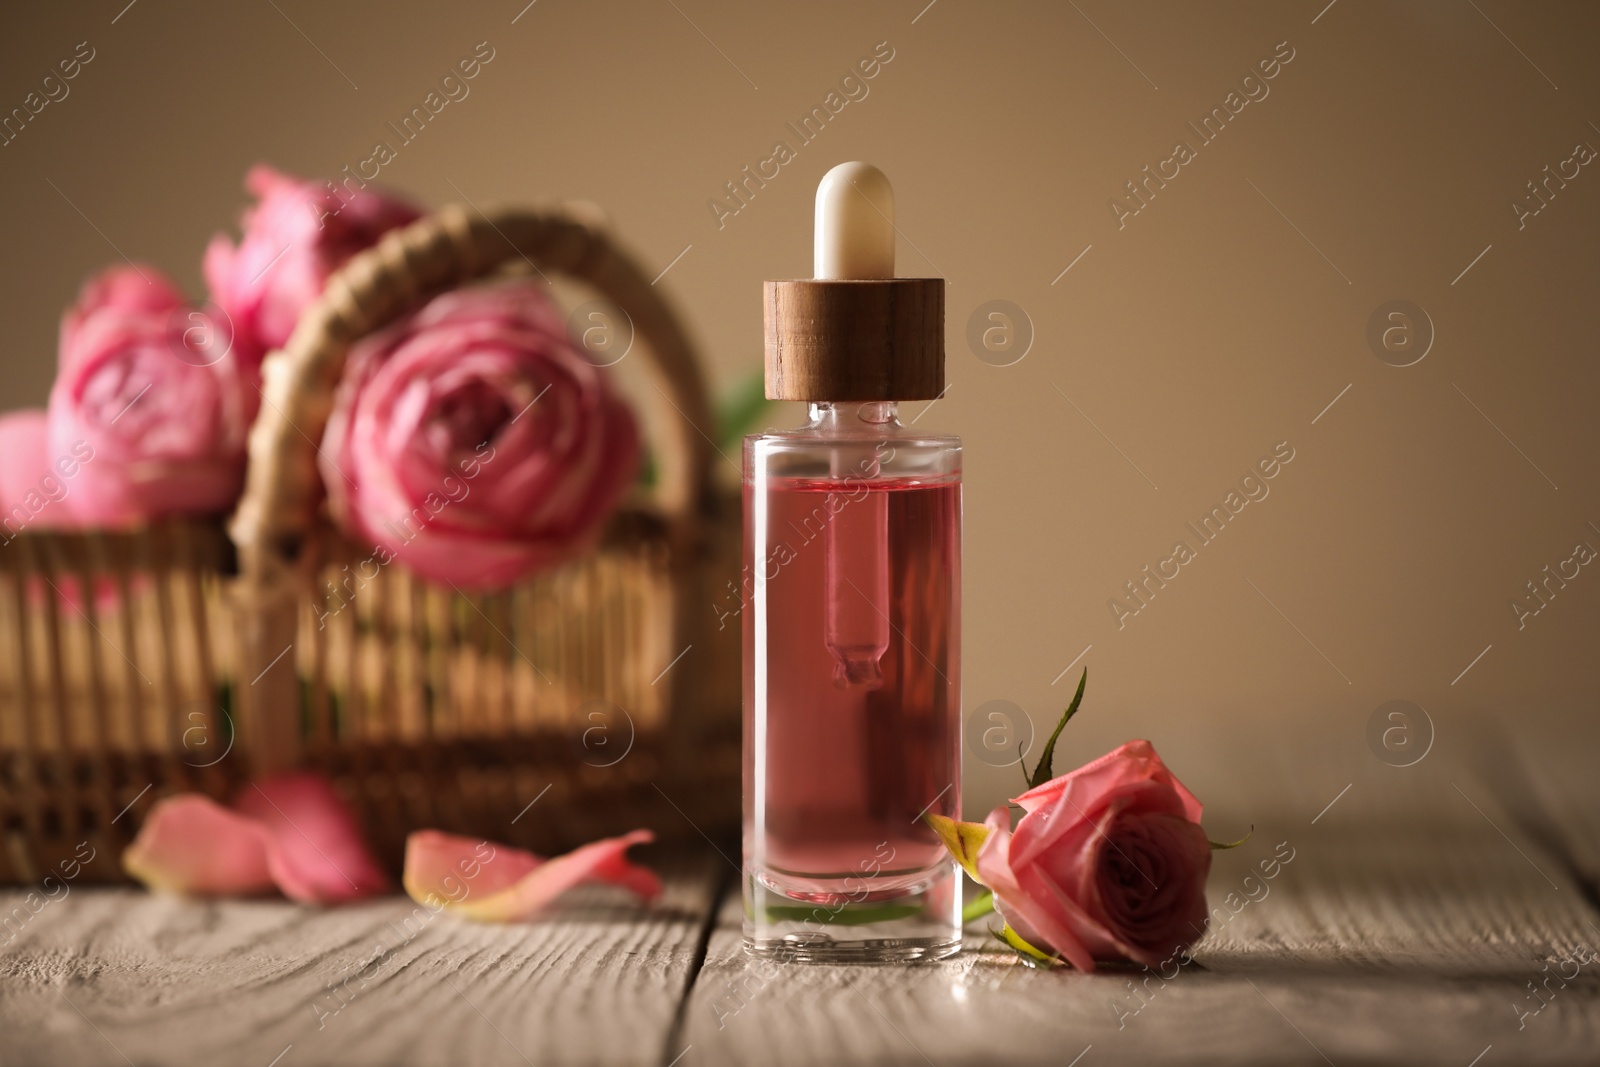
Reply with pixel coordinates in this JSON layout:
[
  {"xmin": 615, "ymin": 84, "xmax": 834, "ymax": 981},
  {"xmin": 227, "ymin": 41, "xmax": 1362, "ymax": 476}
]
[{"xmin": 0, "ymin": 203, "xmax": 740, "ymax": 882}]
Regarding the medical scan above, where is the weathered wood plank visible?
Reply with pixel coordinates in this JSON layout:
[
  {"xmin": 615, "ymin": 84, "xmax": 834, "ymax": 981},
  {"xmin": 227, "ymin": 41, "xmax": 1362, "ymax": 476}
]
[
  {"xmin": 682, "ymin": 760, "xmax": 1600, "ymax": 1066},
  {"xmin": 6, "ymin": 729, "xmax": 1600, "ymax": 1066},
  {"xmin": 0, "ymin": 851, "xmax": 723, "ymax": 1067},
  {"xmin": 1490, "ymin": 716, "xmax": 1600, "ymax": 905}
]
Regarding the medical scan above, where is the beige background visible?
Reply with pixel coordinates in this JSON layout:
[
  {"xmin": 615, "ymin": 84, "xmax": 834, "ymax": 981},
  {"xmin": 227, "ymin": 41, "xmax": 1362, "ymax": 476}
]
[{"xmin": 1, "ymin": 0, "xmax": 1596, "ymax": 817}]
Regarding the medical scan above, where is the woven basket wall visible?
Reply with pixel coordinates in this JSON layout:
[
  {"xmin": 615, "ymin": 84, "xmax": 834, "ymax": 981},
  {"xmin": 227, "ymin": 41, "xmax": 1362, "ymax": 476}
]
[{"xmin": 0, "ymin": 204, "xmax": 741, "ymax": 883}]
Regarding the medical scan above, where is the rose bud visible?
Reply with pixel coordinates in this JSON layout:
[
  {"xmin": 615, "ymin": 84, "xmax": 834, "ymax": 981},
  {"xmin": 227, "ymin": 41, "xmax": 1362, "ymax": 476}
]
[
  {"xmin": 977, "ymin": 740, "xmax": 1212, "ymax": 972},
  {"xmin": 203, "ymin": 164, "xmax": 421, "ymax": 371},
  {"xmin": 319, "ymin": 279, "xmax": 641, "ymax": 589},
  {"xmin": 49, "ymin": 265, "xmax": 251, "ymax": 525}
]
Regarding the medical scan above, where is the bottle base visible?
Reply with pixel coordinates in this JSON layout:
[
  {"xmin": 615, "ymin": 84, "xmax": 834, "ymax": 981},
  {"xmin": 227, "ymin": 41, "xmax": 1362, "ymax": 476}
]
[
  {"xmin": 743, "ymin": 934, "xmax": 962, "ymax": 964},
  {"xmin": 741, "ymin": 860, "xmax": 961, "ymax": 964}
]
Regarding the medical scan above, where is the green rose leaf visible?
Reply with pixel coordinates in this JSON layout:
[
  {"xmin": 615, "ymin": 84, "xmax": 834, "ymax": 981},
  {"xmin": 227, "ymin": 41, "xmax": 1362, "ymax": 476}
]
[
  {"xmin": 1026, "ymin": 668, "xmax": 1088, "ymax": 790},
  {"xmin": 716, "ymin": 370, "xmax": 775, "ymax": 448},
  {"xmin": 1209, "ymin": 827, "xmax": 1254, "ymax": 850},
  {"xmin": 925, "ymin": 812, "xmax": 991, "ymax": 885}
]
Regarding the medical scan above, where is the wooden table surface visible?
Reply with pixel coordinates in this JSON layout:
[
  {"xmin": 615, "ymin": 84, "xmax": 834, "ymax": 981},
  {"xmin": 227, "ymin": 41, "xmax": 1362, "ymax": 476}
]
[{"xmin": 4, "ymin": 724, "xmax": 1598, "ymax": 1066}]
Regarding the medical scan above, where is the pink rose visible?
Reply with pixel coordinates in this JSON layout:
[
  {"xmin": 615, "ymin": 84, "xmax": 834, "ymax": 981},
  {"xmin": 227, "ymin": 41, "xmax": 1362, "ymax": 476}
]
[
  {"xmin": 0, "ymin": 410, "xmax": 68, "ymax": 538},
  {"xmin": 59, "ymin": 264, "xmax": 187, "ymax": 364},
  {"xmin": 977, "ymin": 740, "xmax": 1212, "ymax": 971},
  {"xmin": 49, "ymin": 265, "xmax": 251, "ymax": 525},
  {"xmin": 0, "ymin": 408, "xmax": 144, "ymax": 611},
  {"xmin": 204, "ymin": 164, "xmax": 421, "ymax": 369},
  {"xmin": 320, "ymin": 279, "xmax": 641, "ymax": 588}
]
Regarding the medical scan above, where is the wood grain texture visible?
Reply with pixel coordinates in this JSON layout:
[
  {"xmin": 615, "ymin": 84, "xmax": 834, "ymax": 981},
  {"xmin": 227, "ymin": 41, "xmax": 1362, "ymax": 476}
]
[
  {"xmin": 681, "ymin": 770, "xmax": 1600, "ymax": 1066},
  {"xmin": 5, "ymin": 740, "xmax": 1600, "ymax": 1066},
  {"xmin": 0, "ymin": 853, "xmax": 724, "ymax": 1067},
  {"xmin": 762, "ymin": 279, "xmax": 944, "ymax": 401}
]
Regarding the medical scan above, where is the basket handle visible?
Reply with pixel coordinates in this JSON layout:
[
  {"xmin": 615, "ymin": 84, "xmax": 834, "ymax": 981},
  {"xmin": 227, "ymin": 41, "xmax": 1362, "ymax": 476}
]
[{"xmin": 229, "ymin": 202, "xmax": 716, "ymax": 584}]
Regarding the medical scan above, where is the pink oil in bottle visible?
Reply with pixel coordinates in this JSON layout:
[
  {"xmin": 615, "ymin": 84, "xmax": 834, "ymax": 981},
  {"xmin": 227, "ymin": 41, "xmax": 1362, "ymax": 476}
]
[{"xmin": 741, "ymin": 405, "xmax": 962, "ymax": 961}]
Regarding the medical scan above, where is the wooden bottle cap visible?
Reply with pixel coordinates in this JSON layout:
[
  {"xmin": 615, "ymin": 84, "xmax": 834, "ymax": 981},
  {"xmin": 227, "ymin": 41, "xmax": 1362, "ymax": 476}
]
[{"xmin": 763, "ymin": 278, "xmax": 944, "ymax": 401}]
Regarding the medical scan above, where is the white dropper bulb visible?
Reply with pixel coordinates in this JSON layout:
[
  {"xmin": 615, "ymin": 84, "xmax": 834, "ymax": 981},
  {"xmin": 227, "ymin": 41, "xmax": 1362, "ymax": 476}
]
[{"xmin": 814, "ymin": 162, "xmax": 895, "ymax": 280}]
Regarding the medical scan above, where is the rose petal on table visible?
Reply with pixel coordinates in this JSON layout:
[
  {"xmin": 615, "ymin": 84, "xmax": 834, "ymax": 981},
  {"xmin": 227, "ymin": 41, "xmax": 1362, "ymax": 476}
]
[
  {"xmin": 122, "ymin": 794, "xmax": 276, "ymax": 897},
  {"xmin": 233, "ymin": 773, "xmax": 390, "ymax": 904},
  {"xmin": 403, "ymin": 829, "xmax": 660, "ymax": 922}
]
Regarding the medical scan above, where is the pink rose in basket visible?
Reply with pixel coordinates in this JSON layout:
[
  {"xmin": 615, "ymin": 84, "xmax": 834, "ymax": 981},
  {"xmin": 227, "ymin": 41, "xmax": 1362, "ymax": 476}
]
[
  {"xmin": 60, "ymin": 265, "xmax": 187, "ymax": 362},
  {"xmin": 319, "ymin": 279, "xmax": 641, "ymax": 588},
  {"xmin": 0, "ymin": 409, "xmax": 68, "ymax": 537},
  {"xmin": 977, "ymin": 740, "xmax": 1212, "ymax": 972},
  {"xmin": 0, "ymin": 407, "xmax": 144, "ymax": 613},
  {"xmin": 204, "ymin": 164, "xmax": 421, "ymax": 370},
  {"xmin": 49, "ymin": 264, "xmax": 251, "ymax": 525}
]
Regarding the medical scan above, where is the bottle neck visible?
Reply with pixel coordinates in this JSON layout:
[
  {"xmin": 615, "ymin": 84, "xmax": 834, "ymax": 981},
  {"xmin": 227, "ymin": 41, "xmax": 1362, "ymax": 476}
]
[{"xmin": 806, "ymin": 401, "xmax": 901, "ymax": 433}]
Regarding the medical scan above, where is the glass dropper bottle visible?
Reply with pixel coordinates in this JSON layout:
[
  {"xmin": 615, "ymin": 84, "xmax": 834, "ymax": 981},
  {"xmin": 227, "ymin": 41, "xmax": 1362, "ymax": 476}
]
[{"xmin": 742, "ymin": 162, "xmax": 963, "ymax": 962}]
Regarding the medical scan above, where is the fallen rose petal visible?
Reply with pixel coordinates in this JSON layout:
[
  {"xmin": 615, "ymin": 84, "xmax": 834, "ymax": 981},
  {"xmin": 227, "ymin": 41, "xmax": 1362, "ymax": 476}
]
[
  {"xmin": 234, "ymin": 774, "xmax": 390, "ymax": 904},
  {"xmin": 122, "ymin": 794, "xmax": 276, "ymax": 897},
  {"xmin": 403, "ymin": 829, "xmax": 660, "ymax": 922}
]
